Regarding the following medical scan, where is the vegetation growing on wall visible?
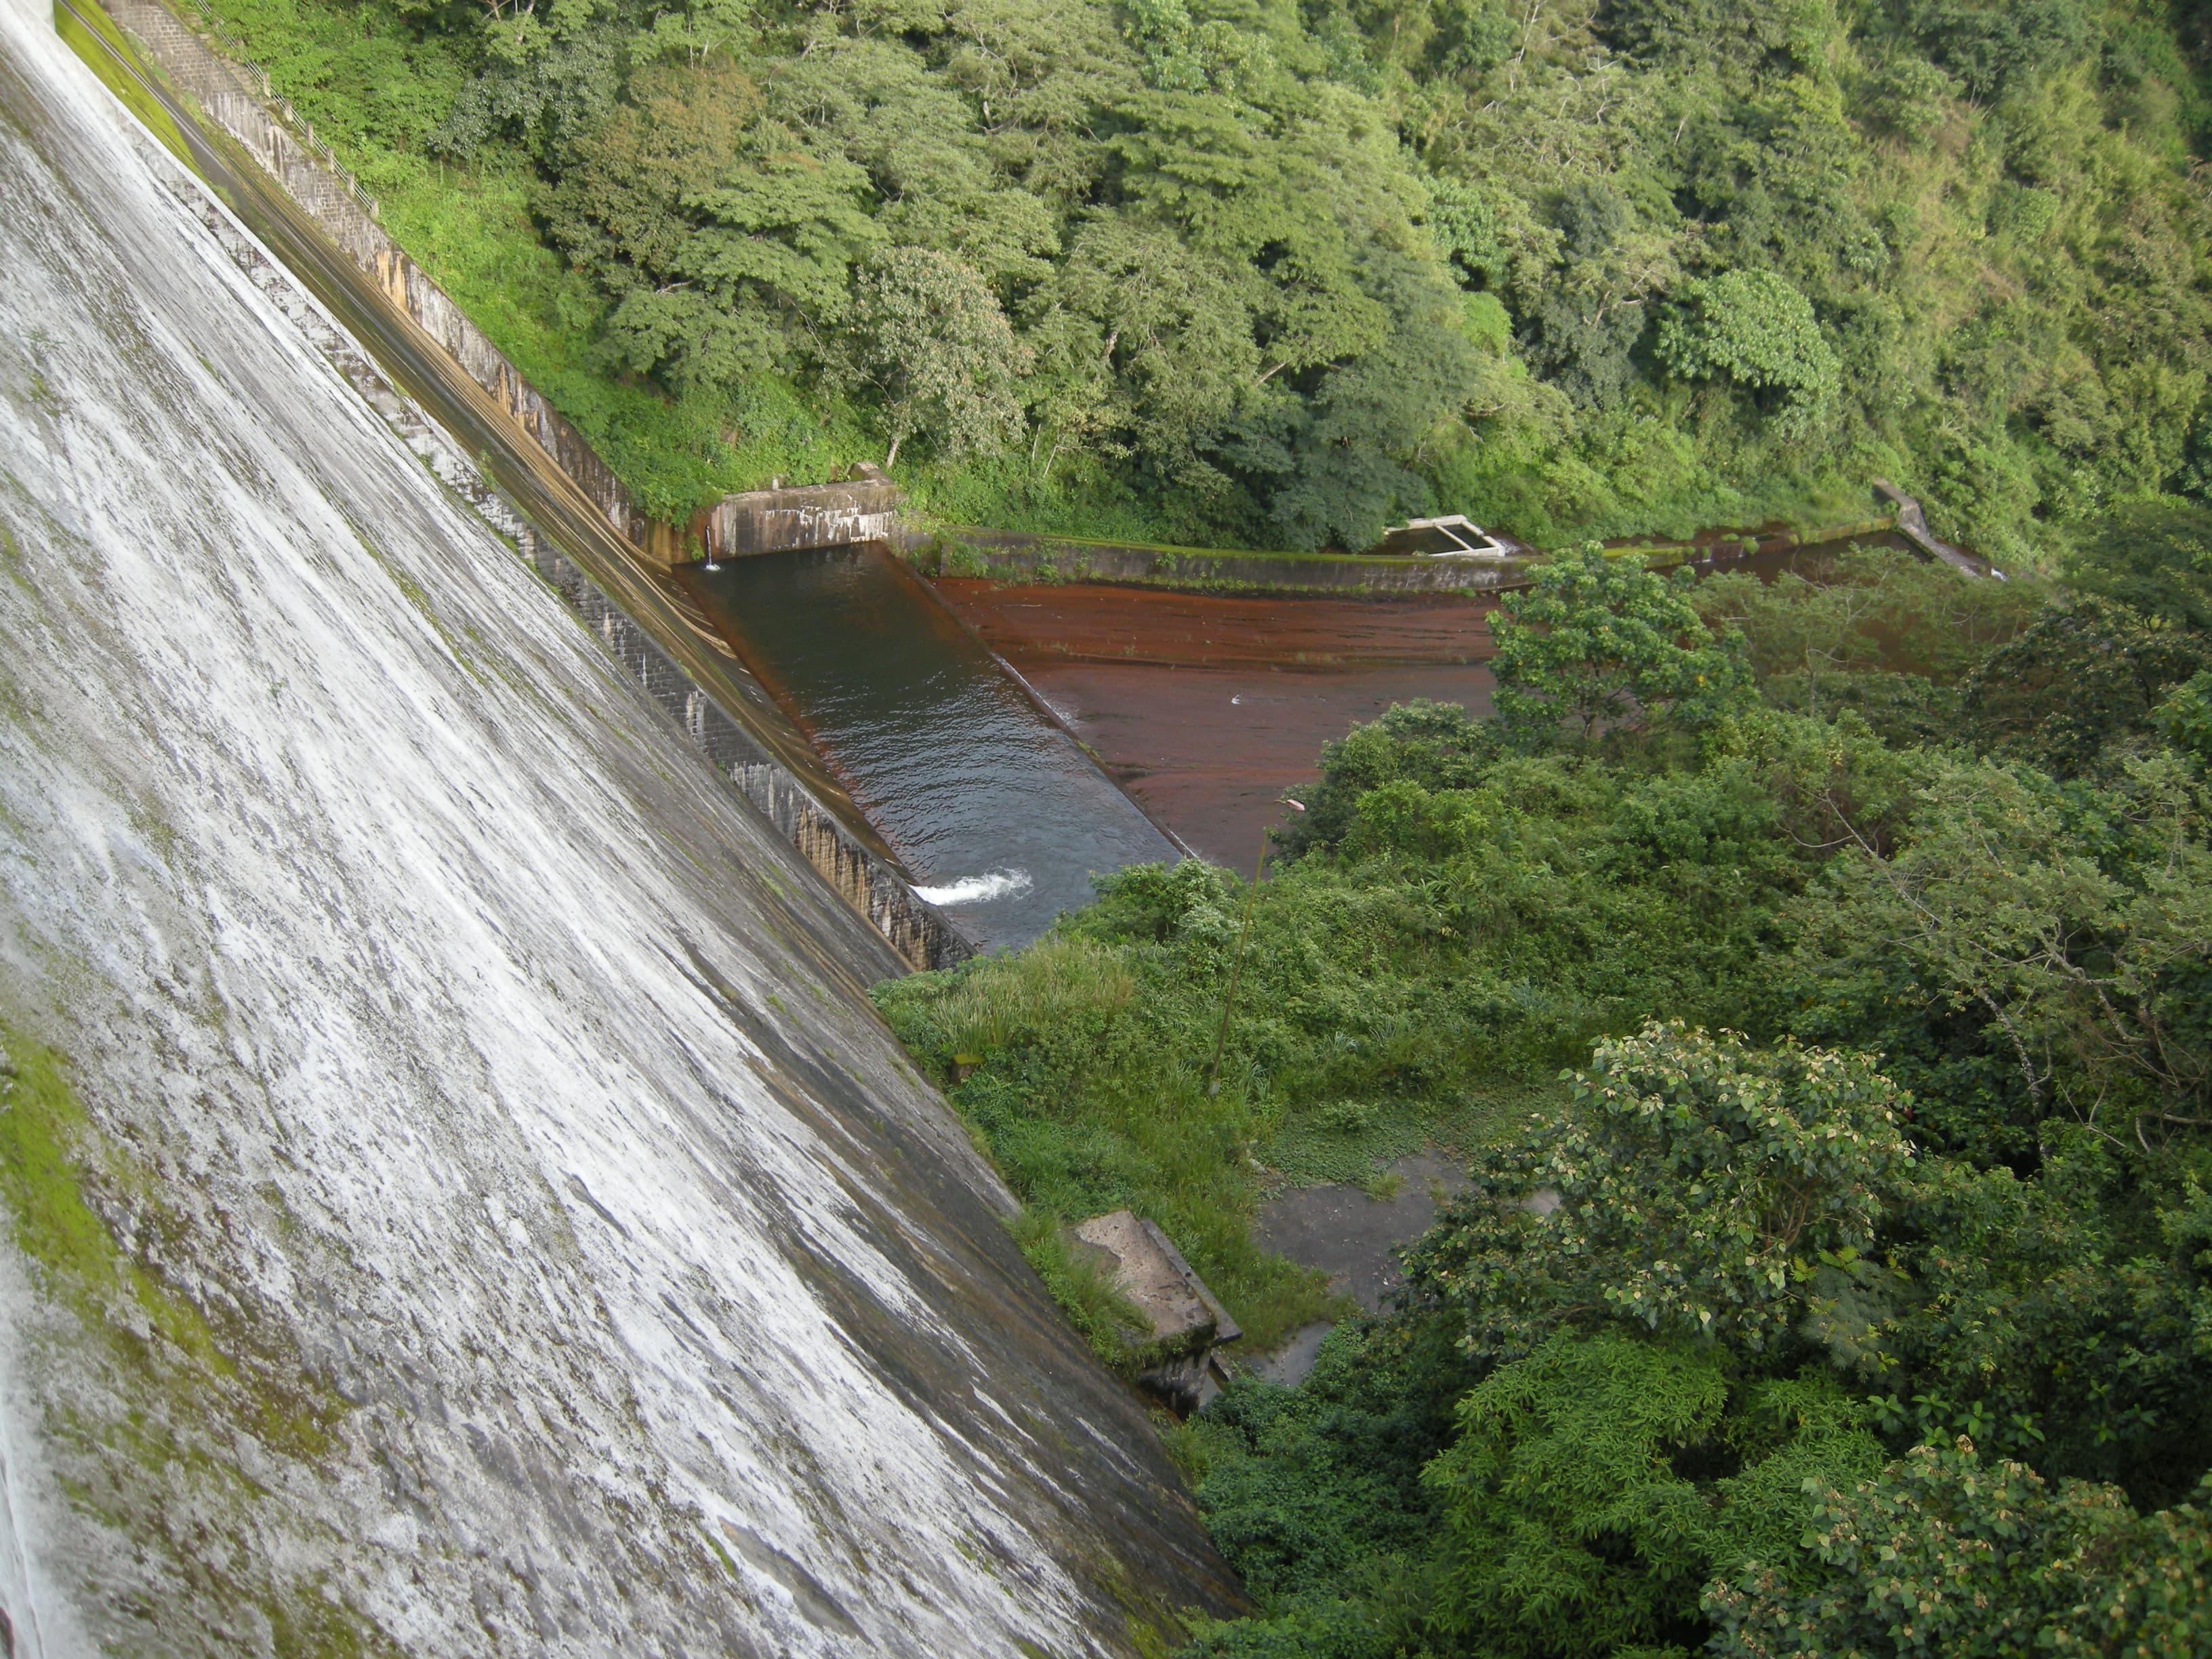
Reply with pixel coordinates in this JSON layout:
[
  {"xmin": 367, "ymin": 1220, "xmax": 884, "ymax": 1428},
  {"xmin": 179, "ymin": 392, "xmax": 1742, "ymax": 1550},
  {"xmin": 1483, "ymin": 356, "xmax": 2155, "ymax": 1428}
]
[
  {"xmin": 200, "ymin": 0, "xmax": 2212, "ymax": 557},
  {"xmin": 876, "ymin": 521, "xmax": 2212, "ymax": 1655}
]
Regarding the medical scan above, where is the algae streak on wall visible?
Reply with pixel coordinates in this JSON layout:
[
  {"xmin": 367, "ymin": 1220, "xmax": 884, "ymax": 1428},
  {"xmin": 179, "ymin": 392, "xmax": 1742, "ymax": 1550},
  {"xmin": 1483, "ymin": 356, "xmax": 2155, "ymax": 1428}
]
[{"xmin": 0, "ymin": 1, "xmax": 1238, "ymax": 1652}]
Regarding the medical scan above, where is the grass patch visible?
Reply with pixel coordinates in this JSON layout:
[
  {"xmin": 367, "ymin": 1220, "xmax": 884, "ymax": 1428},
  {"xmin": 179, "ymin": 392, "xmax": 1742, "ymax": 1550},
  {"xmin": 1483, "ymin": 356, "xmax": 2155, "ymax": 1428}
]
[
  {"xmin": 1261, "ymin": 1084, "xmax": 1549, "ymax": 1187},
  {"xmin": 878, "ymin": 937, "xmax": 1338, "ymax": 1354},
  {"xmin": 872, "ymin": 912, "xmax": 1552, "ymax": 1357},
  {"xmin": 1004, "ymin": 1206, "xmax": 1151, "ymax": 1371}
]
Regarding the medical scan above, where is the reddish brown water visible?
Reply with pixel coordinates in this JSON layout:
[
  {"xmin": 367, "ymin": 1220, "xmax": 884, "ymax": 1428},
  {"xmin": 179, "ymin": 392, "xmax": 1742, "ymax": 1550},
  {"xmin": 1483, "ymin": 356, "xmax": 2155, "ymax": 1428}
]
[{"xmin": 933, "ymin": 582, "xmax": 1498, "ymax": 865}]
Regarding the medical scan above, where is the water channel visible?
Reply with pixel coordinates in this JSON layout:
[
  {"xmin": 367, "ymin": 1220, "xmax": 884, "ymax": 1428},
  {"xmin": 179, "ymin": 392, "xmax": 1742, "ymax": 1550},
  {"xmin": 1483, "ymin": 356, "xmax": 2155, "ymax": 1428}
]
[{"xmin": 679, "ymin": 545, "xmax": 1181, "ymax": 950}]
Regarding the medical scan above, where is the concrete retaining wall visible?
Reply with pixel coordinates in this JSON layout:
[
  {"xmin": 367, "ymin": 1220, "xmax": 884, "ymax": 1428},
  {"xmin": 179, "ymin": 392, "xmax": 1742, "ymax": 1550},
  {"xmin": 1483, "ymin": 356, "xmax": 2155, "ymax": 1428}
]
[
  {"xmin": 102, "ymin": 0, "xmax": 679, "ymax": 550},
  {"xmin": 902, "ymin": 514, "xmax": 1929, "ymax": 596},
  {"xmin": 900, "ymin": 526, "xmax": 1532, "ymax": 593},
  {"xmin": 700, "ymin": 476, "xmax": 903, "ymax": 560},
  {"xmin": 527, "ymin": 548, "xmax": 964, "ymax": 970},
  {"xmin": 364, "ymin": 249, "xmax": 669, "ymax": 554}
]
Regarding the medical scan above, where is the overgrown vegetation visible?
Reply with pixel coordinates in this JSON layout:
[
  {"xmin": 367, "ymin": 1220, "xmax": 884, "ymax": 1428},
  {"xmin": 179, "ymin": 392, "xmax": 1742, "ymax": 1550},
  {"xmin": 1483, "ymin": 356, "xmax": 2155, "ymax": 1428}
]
[
  {"xmin": 203, "ymin": 0, "xmax": 2212, "ymax": 555},
  {"xmin": 878, "ymin": 521, "xmax": 2212, "ymax": 1654}
]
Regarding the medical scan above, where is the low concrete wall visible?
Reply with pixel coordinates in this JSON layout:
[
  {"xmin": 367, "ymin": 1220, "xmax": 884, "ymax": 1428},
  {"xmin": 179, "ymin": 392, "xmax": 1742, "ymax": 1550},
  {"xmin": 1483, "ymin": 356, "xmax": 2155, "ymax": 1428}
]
[
  {"xmin": 699, "ymin": 476, "xmax": 903, "ymax": 560},
  {"xmin": 104, "ymin": 0, "xmax": 673, "ymax": 555},
  {"xmin": 1872, "ymin": 481, "xmax": 1993, "ymax": 577},
  {"xmin": 903, "ymin": 514, "xmax": 1927, "ymax": 596},
  {"xmin": 365, "ymin": 249, "xmax": 672, "ymax": 556},
  {"xmin": 89, "ymin": 0, "xmax": 966, "ymax": 970},
  {"xmin": 900, "ymin": 526, "xmax": 1532, "ymax": 593}
]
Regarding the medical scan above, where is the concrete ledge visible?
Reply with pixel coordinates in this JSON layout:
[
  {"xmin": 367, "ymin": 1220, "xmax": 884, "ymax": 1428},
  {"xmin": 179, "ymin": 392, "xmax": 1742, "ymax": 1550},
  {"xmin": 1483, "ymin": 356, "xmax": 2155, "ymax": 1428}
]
[
  {"xmin": 1074, "ymin": 1210, "xmax": 1241, "ymax": 1414},
  {"xmin": 900, "ymin": 525, "xmax": 1528, "ymax": 594},
  {"xmin": 695, "ymin": 472, "xmax": 903, "ymax": 562}
]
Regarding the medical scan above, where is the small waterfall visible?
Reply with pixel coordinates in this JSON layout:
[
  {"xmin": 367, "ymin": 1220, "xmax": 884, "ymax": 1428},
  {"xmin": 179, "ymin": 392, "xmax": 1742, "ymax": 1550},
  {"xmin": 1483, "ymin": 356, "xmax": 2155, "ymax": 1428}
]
[{"xmin": 914, "ymin": 869, "xmax": 1036, "ymax": 907}]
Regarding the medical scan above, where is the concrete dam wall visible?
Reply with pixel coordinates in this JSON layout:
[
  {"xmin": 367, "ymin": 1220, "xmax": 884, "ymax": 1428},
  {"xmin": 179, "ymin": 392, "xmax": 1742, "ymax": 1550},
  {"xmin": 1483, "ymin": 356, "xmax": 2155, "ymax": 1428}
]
[
  {"xmin": 85, "ymin": 0, "xmax": 965, "ymax": 970},
  {"xmin": 0, "ymin": 2, "xmax": 1239, "ymax": 1653}
]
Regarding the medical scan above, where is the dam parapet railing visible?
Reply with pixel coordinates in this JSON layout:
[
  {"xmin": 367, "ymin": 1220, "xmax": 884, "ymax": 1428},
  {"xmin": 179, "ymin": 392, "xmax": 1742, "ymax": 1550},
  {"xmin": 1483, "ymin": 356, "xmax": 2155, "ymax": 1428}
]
[{"xmin": 77, "ymin": 0, "xmax": 966, "ymax": 969}]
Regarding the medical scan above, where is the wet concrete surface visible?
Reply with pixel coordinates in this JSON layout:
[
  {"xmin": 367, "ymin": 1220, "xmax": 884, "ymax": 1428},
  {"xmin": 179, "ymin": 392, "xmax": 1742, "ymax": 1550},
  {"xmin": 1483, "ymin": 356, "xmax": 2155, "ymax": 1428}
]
[
  {"xmin": 1242, "ymin": 1150, "xmax": 1474, "ymax": 1385},
  {"xmin": 933, "ymin": 583, "xmax": 1498, "ymax": 864},
  {"xmin": 1246, "ymin": 1322, "xmax": 1336, "ymax": 1387}
]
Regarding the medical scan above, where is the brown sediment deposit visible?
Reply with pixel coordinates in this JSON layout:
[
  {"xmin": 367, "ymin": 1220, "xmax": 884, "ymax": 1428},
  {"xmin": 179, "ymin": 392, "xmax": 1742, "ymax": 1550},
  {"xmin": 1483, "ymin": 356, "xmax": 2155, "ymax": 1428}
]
[
  {"xmin": 933, "ymin": 581, "xmax": 1496, "ymax": 669},
  {"xmin": 933, "ymin": 581, "xmax": 1498, "ymax": 865}
]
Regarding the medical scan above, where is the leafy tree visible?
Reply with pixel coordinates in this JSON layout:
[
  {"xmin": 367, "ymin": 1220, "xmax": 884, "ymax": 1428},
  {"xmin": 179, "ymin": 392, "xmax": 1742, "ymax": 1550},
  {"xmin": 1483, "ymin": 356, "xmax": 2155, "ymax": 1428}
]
[
  {"xmin": 1692, "ymin": 546, "xmax": 2043, "ymax": 691},
  {"xmin": 1788, "ymin": 754, "xmax": 2212, "ymax": 1155},
  {"xmin": 2066, "ymin": 503, "xmax": 2212, "ymax": 634},
  {"xmin": 1706, "ymin": 1438, "xmax": 2212, "ymax": 1658},
  {"xmin": 226, "ymin": 0, "xmax": 2212, "ymax": 544},
  {"xmin": 1424, "ymin": 172, "xmax": 1504, "ymax": 290},
  {"xmin": 1655, "ymin": 268, "xmax": 1840, "ymax": 436},
  {"xmin": 1519, "ymin": 177, "xmax": 1677, "ymax": 411},
  {"xmin": 1405, "ymin": 1021, "xmax": 1915, "ymax": 1359},
  {"xmin": 634, "ymin": 0, "xmax": 753, "ymax": 70},
  {"xmin": 433, "ymin": 0, "xmax": 630, "ymax": 162},
  {"xmin": 2157, "ymin": 672, "xmax": 2212, "ymax": 774},
  {"xmin": 1490, "ymin": 545, "xmax": 1750, "ymax": 745},
  {"xmin": 1425, "ymin": 1334, "xmax": 1886, "ymax": 1658},
  {"xmin": 1042, "ymin": 214, "xmax": 1257, "ymax": 485},
  {"xmin": 840, "ymin": 247, "xmax": 1032, "ymax": 466},
  {"xmin": 1216, "ymin": 245, "xmax": 1479, "ymax": 549},
  {"xmin": 1274, "ymin": 699, "xmax": 1498, "ymax": 856},
  {"xmin": 1961, "ymin": 596, "xmax": 2212, "ymax": 779},
  {"xmin": 1904, "ymin": 0, "xmax": 2102, "ymax": 98},
  {"xmin": 1425, "ymin": 1334, "xmax": 1729, "ymax": 1656},
  {"xmin": 1862, "ymin": 1144, "xmax": 2212, "ymax": 1496},
  {"xmin": 540, "ymin": 59, "xmax": 880, "ymax": 391}
]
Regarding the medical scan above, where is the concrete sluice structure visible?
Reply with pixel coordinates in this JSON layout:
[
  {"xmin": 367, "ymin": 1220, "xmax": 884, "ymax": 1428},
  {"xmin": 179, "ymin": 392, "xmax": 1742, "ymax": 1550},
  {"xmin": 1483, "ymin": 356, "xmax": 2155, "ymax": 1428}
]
[
  {"xmin": 79, "ymin": 0, "xmax": 966, "ymax": 971},
  {"xmin": 0, "ymin": 0, "xmax": 1243, "ymax": 1652},
  {"xmin": 696, "ymin": 470, "xmax": 905, "ymax": 563}
]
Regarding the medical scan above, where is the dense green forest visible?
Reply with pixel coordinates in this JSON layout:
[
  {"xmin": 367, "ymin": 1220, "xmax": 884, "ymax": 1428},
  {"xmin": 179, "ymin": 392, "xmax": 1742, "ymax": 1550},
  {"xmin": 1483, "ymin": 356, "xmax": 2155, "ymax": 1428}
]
[
  {"xmin": 874, "ymin": 519, "xmax": 2212, "ymax": 1654},
  {"xmin": 208, "ymin": 0, "xmax": 2212, "ymax": 556}
]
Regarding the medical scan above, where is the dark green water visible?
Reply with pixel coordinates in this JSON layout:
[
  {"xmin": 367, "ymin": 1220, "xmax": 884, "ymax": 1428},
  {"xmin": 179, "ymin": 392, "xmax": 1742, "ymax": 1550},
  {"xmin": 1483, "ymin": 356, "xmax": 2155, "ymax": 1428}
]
[{"xmin": 680, "ymin": 546, "xmax": 1181, "ymax": 951}]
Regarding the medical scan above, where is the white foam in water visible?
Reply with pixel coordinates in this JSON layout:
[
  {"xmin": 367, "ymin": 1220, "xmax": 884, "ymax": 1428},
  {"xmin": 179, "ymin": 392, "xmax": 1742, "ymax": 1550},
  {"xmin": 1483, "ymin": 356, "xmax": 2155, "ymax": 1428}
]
[{"xmin": 916, "ymin": 868, "xmax": 1036, "ymax": 906}]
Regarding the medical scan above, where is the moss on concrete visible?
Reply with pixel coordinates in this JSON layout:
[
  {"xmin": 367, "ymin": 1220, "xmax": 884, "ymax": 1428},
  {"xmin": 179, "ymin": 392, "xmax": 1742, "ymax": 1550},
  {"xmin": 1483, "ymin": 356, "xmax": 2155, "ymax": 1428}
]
[
  {"xmin": 50, "ymin": 0, "xmax": 197, "ymax": 171},
  {"xmin": 0, "ymin": 1020, "xmax": 399, "ymax": 1656}
]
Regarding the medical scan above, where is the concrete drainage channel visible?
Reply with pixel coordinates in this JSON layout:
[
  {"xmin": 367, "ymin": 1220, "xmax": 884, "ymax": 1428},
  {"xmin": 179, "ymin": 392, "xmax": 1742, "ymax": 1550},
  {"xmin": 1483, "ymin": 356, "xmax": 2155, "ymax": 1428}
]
[{"xmin": 63, "ymin": 0, "xmax": 968, "ymax": 971}]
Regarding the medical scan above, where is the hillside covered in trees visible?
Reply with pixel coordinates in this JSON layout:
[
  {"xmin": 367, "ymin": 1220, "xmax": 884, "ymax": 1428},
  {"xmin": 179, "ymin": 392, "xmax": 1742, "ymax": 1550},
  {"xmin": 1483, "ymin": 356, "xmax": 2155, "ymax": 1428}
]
[{"xmin": 211, "ymin": 0, "xmax": 2212, "ymax": 556}]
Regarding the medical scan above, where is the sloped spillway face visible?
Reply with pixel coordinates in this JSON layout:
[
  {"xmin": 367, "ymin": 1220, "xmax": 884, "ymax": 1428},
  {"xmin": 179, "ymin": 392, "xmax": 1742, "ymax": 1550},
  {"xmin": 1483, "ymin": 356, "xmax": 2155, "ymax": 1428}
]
[
  {"xmin": 0, "ymin": 7, "xmax": 1235, "ymax": 1655},
  {"xmin": 682, "ymin": 548, "xmax": 1181, "ymax": 951}
]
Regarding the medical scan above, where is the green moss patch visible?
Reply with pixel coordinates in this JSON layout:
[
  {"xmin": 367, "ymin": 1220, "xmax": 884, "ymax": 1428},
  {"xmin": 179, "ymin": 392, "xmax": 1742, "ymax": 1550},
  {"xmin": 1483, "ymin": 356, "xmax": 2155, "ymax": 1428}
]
[{"xmin": 0, "ymin": 1021, "xmax": 395, "ymax": 1655}]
